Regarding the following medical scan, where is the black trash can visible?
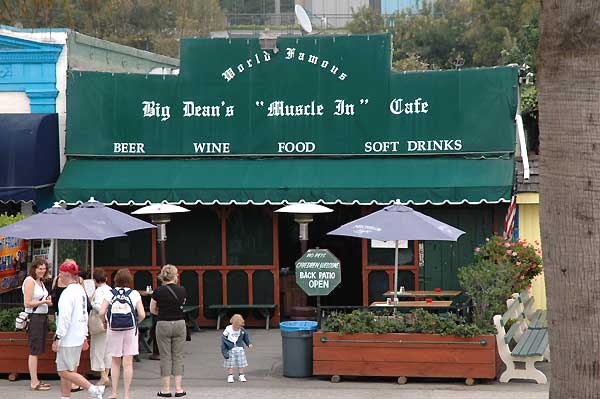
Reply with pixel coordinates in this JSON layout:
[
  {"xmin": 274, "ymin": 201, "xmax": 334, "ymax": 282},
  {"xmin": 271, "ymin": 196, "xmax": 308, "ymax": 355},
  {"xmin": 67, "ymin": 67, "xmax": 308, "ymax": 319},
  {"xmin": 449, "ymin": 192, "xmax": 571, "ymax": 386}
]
[{"xmin": 280, "ymin": 320, "xmax": 318, "ymax": 377}]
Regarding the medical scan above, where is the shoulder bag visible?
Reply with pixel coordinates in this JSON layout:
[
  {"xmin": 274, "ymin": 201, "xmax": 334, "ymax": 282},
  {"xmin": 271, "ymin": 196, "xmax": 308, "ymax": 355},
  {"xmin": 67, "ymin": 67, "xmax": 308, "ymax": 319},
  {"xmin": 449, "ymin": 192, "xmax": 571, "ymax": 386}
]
[{"xmin": 164, "ymin": 285, "xmax": 191, "ymax": 341}]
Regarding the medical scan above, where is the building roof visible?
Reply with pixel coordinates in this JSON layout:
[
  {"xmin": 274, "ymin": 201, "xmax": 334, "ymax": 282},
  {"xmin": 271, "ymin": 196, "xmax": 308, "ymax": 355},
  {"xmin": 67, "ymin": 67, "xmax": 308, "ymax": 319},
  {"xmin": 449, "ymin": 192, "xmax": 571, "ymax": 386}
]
[{"xmin": 516, "ymin": 155, "xmax": 539, "ymax": 193}]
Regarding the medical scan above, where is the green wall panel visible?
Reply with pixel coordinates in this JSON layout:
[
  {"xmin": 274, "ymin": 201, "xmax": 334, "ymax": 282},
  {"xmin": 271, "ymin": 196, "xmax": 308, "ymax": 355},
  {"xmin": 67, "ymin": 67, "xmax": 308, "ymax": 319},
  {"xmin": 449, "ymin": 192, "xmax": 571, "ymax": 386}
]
[
  {"xmin": 226, "ymin": 207, "xmax": 273, "ymax": 265},
  {"xmin": 421, "ymin": 205, "xmax": 495, "ymax": 290}
]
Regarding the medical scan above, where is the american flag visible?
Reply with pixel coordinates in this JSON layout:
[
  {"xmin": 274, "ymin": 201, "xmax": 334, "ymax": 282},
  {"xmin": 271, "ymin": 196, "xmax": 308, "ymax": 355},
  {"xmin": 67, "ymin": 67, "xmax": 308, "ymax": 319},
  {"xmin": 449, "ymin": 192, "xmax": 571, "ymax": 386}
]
[{"xmin": 503, "ymin": 195, "xmax": 517, "ymax": 239}]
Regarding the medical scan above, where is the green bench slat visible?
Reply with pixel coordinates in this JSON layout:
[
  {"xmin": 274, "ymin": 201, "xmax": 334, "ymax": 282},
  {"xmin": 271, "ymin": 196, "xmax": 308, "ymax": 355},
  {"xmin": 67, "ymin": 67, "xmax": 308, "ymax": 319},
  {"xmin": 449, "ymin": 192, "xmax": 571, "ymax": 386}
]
[
  {"xmin": 513, "ymin": 328, "xmax": 548, "ymax": 357},
  {"xmin": 529, "ymin": 309, "xmax": 548, "ymax": 329},
  {"xmin": 521, "ymin": 295, "xmax": 535, "ymax": 312},
  {"xmin": 504, "ymin": 321, "xmax": 522, "ymax": 344},
  {"xmin": 138, "ymin": 318, "xmax": 153, "ymax": 330}
]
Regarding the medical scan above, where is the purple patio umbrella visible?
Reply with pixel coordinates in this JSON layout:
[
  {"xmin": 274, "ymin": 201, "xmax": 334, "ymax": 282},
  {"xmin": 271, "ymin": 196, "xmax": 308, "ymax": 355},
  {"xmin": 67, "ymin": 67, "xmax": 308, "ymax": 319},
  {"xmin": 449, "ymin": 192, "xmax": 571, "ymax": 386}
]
[
  {"xmin": 70, "ymin": 198, "xmax": 155, "ymax": 234},
  {"xmin": 0, "ymin": 204, "xmax": 127, "ymax": 240},
  {"xmin": 70, "ymin": 198, "xmax": 156, "ymax": 275},
  {"xmin": 328, "ymin": 201, "xmax": 465, "ymax": 303},
  {"xmin": 0, "ymin": 204, "xmax": 127, "ymax": 276}
]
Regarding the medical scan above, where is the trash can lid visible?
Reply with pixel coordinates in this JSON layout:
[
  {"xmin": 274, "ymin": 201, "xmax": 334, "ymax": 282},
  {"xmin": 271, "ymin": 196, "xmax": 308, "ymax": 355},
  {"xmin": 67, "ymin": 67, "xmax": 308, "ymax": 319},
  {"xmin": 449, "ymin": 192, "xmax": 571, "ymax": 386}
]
[{"xmin": 279, "ymin": 320, "xmax": 318, "ymax": 332}]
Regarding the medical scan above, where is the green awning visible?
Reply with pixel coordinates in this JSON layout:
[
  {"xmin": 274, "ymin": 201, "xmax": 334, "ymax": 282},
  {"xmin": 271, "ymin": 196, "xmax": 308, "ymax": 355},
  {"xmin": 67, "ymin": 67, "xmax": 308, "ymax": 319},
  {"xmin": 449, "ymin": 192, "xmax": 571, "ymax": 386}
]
[{"xmin": 54, "ymin": 156, "xmax": 514, "ymax": 205}]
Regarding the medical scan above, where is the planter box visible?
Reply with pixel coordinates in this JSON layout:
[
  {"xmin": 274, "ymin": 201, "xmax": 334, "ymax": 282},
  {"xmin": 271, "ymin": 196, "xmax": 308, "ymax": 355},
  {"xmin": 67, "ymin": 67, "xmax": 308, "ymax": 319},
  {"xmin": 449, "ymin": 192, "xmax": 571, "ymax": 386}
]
[
  {"xmin": 0, "ymin": 332, "xmax": 92, "ymax": 379},
  {"xmin": 313, "ymin": 332, "xmax": 500, "ymax": 384}
]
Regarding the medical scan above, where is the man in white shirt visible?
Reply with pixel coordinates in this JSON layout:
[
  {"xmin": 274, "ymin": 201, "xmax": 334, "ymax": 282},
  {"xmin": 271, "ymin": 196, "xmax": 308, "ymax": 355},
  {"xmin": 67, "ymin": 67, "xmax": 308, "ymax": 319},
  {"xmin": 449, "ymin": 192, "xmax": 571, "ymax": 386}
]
[{"xmin": 52, "ymin": 260, "xmax": 104, "ymax": 399}]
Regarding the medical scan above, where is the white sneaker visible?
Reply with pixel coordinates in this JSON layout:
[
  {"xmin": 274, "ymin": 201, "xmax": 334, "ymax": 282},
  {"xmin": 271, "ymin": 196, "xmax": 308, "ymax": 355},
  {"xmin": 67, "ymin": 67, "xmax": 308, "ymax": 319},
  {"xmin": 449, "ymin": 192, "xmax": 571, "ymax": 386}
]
[
  {"xmin": 89, "ymin": 385, "xmax": 105, "ymax": 399},
  {"xmin": 238, "ymin": 374, "xmax": 247, "ymax": 382},
  {"xmin": 227, "ymin": 375, "xmax": 234, "ymax": 383}
]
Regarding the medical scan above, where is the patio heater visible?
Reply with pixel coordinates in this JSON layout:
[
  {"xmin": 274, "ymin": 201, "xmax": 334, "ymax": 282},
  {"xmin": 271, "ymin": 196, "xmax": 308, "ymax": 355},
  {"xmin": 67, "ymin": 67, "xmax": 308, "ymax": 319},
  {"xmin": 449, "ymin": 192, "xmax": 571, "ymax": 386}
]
[
  {"xmin": 276, "ymin": 203, "xmax": 333, "ymax": 321},
  {"xmin": 275, "ymin": 203, "xmax": 333, "ymax": 255},
  {"xmin": 132, "ymin": 203, "xmax": 189, "ymax": 266}
]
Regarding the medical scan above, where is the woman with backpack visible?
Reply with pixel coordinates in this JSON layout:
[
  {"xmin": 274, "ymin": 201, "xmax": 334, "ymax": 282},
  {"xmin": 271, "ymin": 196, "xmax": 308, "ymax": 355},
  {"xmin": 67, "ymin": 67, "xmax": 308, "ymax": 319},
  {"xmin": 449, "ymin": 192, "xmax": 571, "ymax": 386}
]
[
  {"xmin": 150, "ymin": 265, "xmax": 188, "ymax": 397},
  {"xmin": 99, "ymin": 269, "xmax": 145, "ymax": 399}
]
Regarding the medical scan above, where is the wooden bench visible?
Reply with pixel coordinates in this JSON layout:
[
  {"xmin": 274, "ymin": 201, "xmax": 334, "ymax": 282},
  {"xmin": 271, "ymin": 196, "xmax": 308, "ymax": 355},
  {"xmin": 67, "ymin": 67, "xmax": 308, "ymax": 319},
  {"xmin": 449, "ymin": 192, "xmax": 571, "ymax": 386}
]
[
  {"xmin": 208, "ymin": 304, "xmax": 276, "ymax": 330},
  {"xmin": 506, "ymin": 293, "xmax": 551, "ymax": 361},
  {"xmin": 493, "ymin": 298, "xmax": 548, "ymax": 384}
]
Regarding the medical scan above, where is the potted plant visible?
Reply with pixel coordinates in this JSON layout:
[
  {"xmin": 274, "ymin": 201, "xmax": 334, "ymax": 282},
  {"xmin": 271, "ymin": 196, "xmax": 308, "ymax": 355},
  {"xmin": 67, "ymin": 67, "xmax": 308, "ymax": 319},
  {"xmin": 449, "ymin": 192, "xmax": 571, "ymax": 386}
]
[
  {"xmin": 313, "ymin": 309, "xmax": 498, "ymax": 385},
  {"xmin": 0, "ymin": 307, "xmax": 92, "ymax": 380},
  {"xmin": 314, "ymin": 236, "xmax": 542, "ymax": 385}
]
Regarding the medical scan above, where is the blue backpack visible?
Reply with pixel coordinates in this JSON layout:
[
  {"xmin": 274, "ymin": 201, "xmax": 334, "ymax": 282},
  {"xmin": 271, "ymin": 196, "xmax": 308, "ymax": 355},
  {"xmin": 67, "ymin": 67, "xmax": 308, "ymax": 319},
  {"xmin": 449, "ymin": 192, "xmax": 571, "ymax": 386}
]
[{"xmin": 106, "ymin": 288, "xmax": 137, "ymax": 331}]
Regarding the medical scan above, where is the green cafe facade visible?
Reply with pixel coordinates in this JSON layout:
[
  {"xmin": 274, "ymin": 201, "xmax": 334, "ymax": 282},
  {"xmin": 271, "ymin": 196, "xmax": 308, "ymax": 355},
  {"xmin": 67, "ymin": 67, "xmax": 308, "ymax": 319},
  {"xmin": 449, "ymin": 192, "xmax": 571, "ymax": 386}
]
[{"xmin": 54, "ymin": 34, "xmax": 516, "ymax": 327}]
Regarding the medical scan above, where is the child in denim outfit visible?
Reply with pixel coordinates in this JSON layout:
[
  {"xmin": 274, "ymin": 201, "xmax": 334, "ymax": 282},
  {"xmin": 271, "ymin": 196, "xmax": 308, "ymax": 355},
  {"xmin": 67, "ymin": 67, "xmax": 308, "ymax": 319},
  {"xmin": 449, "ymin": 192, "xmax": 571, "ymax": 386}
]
[{"xmin": 221, "ymin": 314, "xmax": 253, "ymax": 383}]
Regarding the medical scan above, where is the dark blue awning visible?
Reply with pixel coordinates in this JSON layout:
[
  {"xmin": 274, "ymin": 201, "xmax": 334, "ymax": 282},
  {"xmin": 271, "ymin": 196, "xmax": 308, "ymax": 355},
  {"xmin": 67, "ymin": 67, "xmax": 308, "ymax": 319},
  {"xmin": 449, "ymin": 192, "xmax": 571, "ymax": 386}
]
[{"xmin": 0, "ymin": 114, "xmax": 59, "ymax": 205}]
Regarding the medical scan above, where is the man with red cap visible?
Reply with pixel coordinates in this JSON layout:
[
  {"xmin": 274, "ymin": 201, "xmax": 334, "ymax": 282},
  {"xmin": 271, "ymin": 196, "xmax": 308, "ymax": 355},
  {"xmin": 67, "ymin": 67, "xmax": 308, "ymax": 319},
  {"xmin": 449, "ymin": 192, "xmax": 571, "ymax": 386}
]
[{"xmin": 52, "ymin": 259, "xmax": 104, "ymax": 399}]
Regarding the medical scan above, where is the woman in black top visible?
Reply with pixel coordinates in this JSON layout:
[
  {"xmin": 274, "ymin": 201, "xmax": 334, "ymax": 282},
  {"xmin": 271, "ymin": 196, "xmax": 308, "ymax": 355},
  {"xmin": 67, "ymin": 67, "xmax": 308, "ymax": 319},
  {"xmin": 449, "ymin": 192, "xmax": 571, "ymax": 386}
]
[{"xmin": 150, "ymin": 265, "xmax": 187, "ymax": 397}]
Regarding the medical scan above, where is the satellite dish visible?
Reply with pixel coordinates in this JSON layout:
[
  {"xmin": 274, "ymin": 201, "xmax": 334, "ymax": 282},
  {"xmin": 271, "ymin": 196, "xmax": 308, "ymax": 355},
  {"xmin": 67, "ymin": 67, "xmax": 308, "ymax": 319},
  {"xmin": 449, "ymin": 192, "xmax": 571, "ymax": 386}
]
[{"xmin": 295, "ymin": 4, "xmax": 313, "ymax": 34}]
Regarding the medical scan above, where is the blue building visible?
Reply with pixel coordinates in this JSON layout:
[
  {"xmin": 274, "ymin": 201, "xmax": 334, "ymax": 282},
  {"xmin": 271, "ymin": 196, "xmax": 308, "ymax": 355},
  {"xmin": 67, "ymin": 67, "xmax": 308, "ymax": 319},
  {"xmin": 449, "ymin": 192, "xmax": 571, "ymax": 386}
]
[{"xmin": 0, "ymin": 25, "xmax": 179, "ymax": 213}]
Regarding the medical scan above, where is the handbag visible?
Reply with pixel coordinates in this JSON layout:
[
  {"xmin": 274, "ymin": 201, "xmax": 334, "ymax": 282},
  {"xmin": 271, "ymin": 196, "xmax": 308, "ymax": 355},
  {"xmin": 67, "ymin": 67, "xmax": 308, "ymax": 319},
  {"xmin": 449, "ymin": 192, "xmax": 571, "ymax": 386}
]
[
  {"xmin": 16, "ymin": 304, "xmax": 39, "ymax": 331},
  {"xmin": 88, "ymin": 308, "xmax": 106, "ymax": 335},
  {"xmin": 15, "ymin": 311, "xmax": 30, "ymax": 330},
  {"xmin": 165, "ymin": 285, "xmax": 191, "ymax": 341}
]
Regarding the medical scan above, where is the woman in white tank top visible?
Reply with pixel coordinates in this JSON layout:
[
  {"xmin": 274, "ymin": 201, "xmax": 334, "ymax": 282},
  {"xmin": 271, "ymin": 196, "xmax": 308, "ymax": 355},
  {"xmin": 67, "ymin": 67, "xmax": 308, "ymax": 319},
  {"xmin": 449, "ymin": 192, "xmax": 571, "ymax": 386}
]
[{"xmin": 22, "ymin": 258, "xmax": 52, "ymax": 391}]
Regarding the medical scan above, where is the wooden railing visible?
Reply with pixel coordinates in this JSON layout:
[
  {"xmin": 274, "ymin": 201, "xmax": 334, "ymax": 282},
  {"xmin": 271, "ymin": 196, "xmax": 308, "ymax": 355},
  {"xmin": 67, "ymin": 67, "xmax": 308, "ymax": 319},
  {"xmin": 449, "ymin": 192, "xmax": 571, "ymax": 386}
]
[{"xmin": 99, "ymin": 265, "xmax": 280, "ymax": 328}]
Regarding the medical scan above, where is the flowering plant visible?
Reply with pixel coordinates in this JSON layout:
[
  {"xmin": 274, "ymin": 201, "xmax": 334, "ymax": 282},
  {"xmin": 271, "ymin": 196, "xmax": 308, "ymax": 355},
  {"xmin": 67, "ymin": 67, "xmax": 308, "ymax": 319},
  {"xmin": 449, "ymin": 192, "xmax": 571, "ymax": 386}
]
[{"xmin": 473, "ymin": 235, "xmax": 542, "ymax": 289}]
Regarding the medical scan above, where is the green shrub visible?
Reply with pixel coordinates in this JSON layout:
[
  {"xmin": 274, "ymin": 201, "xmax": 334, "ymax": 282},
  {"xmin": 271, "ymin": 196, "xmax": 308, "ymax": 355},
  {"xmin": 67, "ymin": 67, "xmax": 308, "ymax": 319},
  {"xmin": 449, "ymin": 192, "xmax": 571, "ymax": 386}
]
[
  {"xmin": 322, "ymin": 309, "xmax": 494, "ymax": 337},
  {"xmin": 458, "ymin": 260, "xmax": 519, "ymax": 328},
  {"xmin": 0, "ymin": 212, "xmax": 26, "ymax": 228},
  {"xmin": 0, "ymin": 308, "xmax": 21, "ymax": 332},
  {"xmin": 0, "ymin": 308, "xmax": 55, "ymax": 332}
]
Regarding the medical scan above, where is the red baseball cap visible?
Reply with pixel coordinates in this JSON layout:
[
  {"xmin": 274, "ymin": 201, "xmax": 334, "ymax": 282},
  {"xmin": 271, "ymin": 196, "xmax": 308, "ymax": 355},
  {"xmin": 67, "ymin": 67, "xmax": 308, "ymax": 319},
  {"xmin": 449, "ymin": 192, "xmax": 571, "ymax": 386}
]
[{"xmin": 59, "ymin": 260, "xmax": 79, "ymax": 275}]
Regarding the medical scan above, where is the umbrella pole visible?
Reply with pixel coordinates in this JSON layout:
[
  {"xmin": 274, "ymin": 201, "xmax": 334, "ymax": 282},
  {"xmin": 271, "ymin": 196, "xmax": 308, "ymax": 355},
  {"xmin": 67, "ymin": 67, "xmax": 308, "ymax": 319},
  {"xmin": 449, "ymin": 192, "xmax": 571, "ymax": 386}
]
[
  {"xmin": 53, "ymin": 239, "xmax": 58, "ymax": 277},
  {"xmin": 91, "ymin": 240, "xmax": 94, "ymax": 278},
  {"xmin": 394, "ymin": 240, "xmax": 399, "ymax": 304}
]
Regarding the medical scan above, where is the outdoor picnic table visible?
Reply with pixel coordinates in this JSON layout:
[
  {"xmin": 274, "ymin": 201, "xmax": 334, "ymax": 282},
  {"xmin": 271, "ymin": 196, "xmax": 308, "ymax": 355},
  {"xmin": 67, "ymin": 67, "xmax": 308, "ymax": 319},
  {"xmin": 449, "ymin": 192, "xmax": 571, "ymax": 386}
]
[
  {"xmin": 369, "ymin": 300, "xmax": 453, "ymax": 310},
  {"xmin": 382, "ymin": 290, "xmax": 462, "ymax": 299}
]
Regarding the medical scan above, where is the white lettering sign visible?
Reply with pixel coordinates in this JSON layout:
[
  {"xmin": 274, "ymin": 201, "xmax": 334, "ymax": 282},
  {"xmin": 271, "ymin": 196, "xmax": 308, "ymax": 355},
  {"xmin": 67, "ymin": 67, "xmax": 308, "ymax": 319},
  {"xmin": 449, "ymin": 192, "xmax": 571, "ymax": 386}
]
[
  {"xmin": 406, "ymin": 140, "xmax": 463, "ymax": 152},
  {"xmin": 264, "ymin": 100, "xmax": 324, "ymax": 117},
  {"xmin": 364, "ymin": 141, "xmax": 401, "ymax": 153},
  {"xmin": 182, "ymin": 101, "xmax": 234, "ymax": 118},
  {"xmin": 114, "ymin": 143, "xmax": 145, "ymax": 154},
  {"xmin": 221, "ymin": 51, "xmax": 272, "ymax": 82},
  {"xmin": 193, "ymin": 142, "xmax": 231, "ymax": 154},
  {"xmin": 142, "ymin": 101, "xmax": 170, "ymax": 121},
  {"xmin": 221, "ymin": 48, "xmax": 349, "ymax": 82},
  {"xmin": 277, "ymin": 142, "xmax": 315, "ymax": 153},
  {"xmin": 389, "ymin": 97, "xmax": 429, "ymax": 115}
]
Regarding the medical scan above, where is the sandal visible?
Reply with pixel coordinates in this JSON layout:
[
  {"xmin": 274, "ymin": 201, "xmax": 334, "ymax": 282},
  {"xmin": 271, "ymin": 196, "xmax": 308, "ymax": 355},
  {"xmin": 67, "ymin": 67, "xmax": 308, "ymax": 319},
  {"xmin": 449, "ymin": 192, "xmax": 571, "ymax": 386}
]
[
  {"xmin": 175, "ymin": 392, "xmax": 187, "ymax": 397},
  {"xmin": 30, "ymin": 383, "xmax": 51, "ymax": 391},
  {"xmin": 157, "ymin": 393, "xmax": 172, "ymax": 398}
]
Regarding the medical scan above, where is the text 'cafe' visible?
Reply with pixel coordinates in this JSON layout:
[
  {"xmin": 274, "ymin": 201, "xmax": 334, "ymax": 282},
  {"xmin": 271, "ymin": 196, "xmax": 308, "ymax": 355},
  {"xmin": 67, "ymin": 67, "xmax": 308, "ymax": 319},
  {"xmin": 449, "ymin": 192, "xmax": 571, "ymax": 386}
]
[{"xmin": 54, "ymin": 34, "xmax": 517, "ymax": 327}]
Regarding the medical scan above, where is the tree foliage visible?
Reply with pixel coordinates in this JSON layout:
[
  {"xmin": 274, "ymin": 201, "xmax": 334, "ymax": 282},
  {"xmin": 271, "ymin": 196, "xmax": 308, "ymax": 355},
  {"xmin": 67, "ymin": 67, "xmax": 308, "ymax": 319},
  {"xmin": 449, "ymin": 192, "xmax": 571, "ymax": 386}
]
[
  {"xmin": 0, "ymin": 0, "xmax": 226, "ymax": 57},
  {"xmin": 348, "ymin": 0, "xmax": 540, "ymax": 72},
  {"xmin": 345, "ymin": 5, "xmax": 384, "ymax": 34}
]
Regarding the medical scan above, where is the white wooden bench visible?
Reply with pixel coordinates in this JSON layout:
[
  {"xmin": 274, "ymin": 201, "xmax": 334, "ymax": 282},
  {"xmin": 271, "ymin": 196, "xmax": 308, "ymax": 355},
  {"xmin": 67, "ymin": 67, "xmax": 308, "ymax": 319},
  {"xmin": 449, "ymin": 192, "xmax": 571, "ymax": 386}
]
[
  {"xmin": 493, "ymin": 297, "xmax": 548, "ymax": 384},
  {"xmin": 506, "ymin": 292, "xmax": 551, "ymax": 361}
]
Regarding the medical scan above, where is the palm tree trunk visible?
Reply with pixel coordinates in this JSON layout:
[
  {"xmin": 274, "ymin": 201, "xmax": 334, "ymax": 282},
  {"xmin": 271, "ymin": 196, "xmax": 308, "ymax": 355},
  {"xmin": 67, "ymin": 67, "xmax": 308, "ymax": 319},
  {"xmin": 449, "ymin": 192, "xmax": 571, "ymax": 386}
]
[{"xmin": 538, "ymin": 1, "xmax": 600, "ymax": 397}]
